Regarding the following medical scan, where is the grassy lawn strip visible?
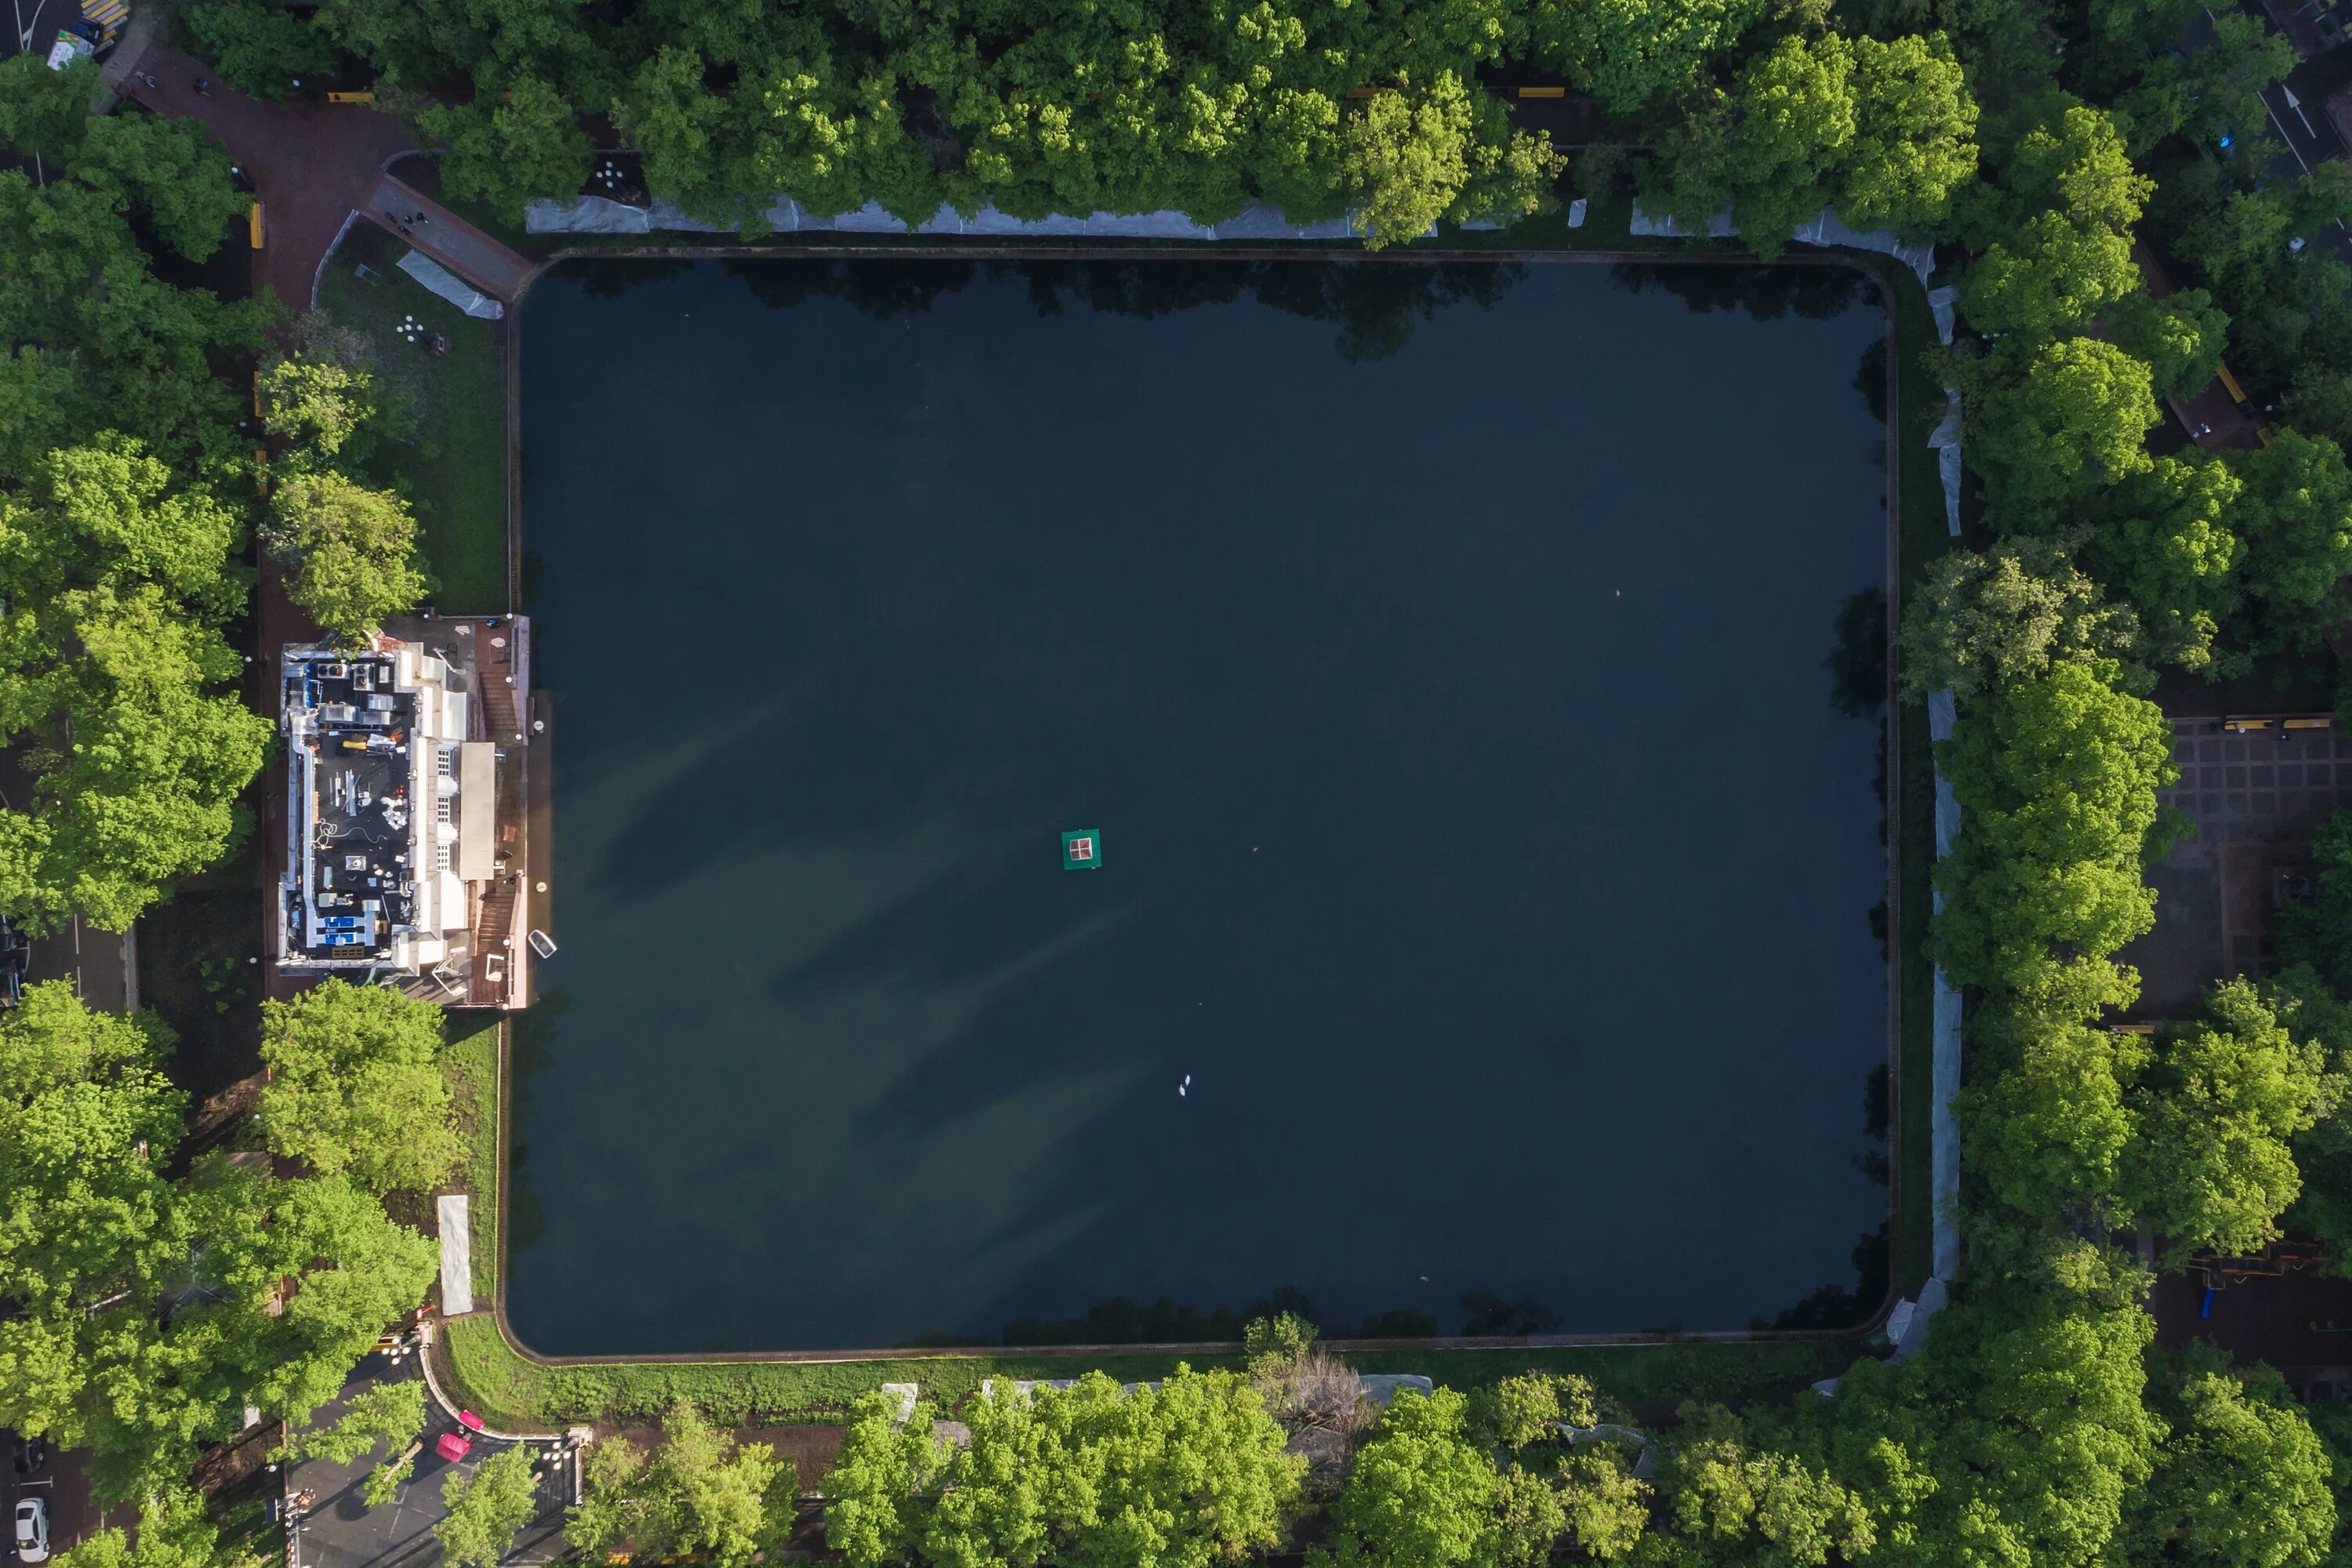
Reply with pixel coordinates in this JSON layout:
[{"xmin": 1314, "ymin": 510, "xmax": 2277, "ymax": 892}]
[
  {"xmin": 445, "ymin": 1017, "xmax": 503, "ymax": 1301},
  {"xmin": 311, "ymin": 223, "xmax": 510, "ymax": 615},
  {"xmin": 443, "ymin": 1314, "xmax": 1846, "ymax": 1433},
  {"xmin": 1886, "ymin": 258, "xmax": 1954, "ymax": 1296}
]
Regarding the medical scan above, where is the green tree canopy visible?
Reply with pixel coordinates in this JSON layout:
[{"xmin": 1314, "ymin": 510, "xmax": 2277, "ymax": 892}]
[
  {"xmin": 259, "ymin": 981, "xmax": 458, "ymax": 1195},
  {"xmin": 566, "ymin": 1402, "xmax": 794, "ymax": 1567},
  {"xmin": 2127, "ymin": 1354, "xmax": 2336, "ymax": 1568},
  {"xmin": 2228, "ymin": 430, "xmax": 2352, "ymax": 652},
  {"xmin": 287, "ymin": 1377, "xmax": 428, "ymax": 1505},
  {"xmin": 2089, "ymin": 455, "xmax": 2245, "ymax": 674},
  {"xmin": 2103, "ymin": 285, "xmax": 2228, "ymax": 402},
  {"xmin": 2123, "ymin": 980, "xmax": 2327, "ymax": 1260},
  {"xmin": 1650, "ymin": 1406, "xmax": 1875, "ymax": 1568},
  {"xmin": 417, "ymin": 75, "xmax": 591, "ymax": 222},
  {"xmin": 1896, "ymin": 535, "xmax": 2143, "ymax": 705},
  {"xmin": 52, "ymin": 1486, "xmax": 261, "ymax": 1568},
  {"xmin": 74, "ymin": 112, "xmax": 249, "ymax": 263},
  {"xmin": 263, "ymin": 470, "xmax": 430, "ymax": 642},
  {"xmin": 187, "ymin": 1, "xmax": 343, "ymax": 100},
  {"xmin": 1933, "ymin": 658, "xmax": 2175, "ymax": 1010},
  {"xmin": 1959, "ymin": 336, "xmax": 2158, "ymax": 529},
  {"xmin": 1342, "ymin": 74, "xmax": 1563, "ymax": 249},
  {"xmin": 438, "ymin": 1446, "xmax": 544, "ymax": 1568},
  {"xmin": 1313, "ymin": 1387, "xmax": 1498, "ymax": 1568}
]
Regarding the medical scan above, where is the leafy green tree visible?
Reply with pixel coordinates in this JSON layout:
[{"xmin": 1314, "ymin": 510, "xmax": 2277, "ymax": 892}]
[
  {"xmin": 1838, "ymin": 32, "xmax": 1980, "ymax": 233},
  {"xmin": 1651, "ymin": 1406, "xmax": 1874, "ymax": 1568},
  {"xmin": 2230, "ymin": 430, "xmax": 2352, "ymax": 652},
  {"xmin": 437, "ymin": 1446, "xmax": 543, "ymax": 1568},
  {"xmin": 2115, "ymin": 13, "xmax": 2295, "ymax": 154},
  {"xmin": 1959, "ymin": 209, "xmax": 2140, "ymax": 341},
  {"xmin": 1896, "ymin": 535, "xmax": 2142, "ymax": 704},
  {"xmin": 1933, "ymin": 659, "xmax": 2175, "ymax": 1011},
  {"xmin": 1476, "ymin": 1372, "xmax": 1599, "ymax": 1451},
  {"xmin": 565, "ymin": 1403, "xmax": 793, "ymax": 1567},
  {"xmin": 827, "ymin": 1370, "xmax": 1298, "ymax": 1567},
  {"xmin": 2103, "ymin": 285, "xmax": 2228, "ymax": 401},
  {"xmin": 52, "ymin": 1487, "xmax": 261, "ymax": 1568},
  {"xmin": 1646, "ymin": 34, "xmax": 1857, "ymax": 254},
  {"xmin": 823, "ymin": 1392, "xmax": 953, "ymax": 1566},
  {"xmin": 417, "ymin": 76, "xmax": 590, "ymax": 221},
  {"xmin": 187, "ymin": 1, "xmax": 343, "ymax": 100},
  {"xmin": 2278, "ymin": 819, "xmax": 2352, "ymax": 997},
  {"xmin": 2129, "ymin": 1354, "xmax": 2336, "ymax": 1568},
  {"xmin": 1313, "ymin": 1387, "xmax": 1497, "ymax": 1568},
  {"xmin": 74, "ymin": 113, "xmax": 249, "ymax": 263},
  {"xmin": 263, "ymin": 471, "xmax": 430, "ymax": 642},
  {"xmin": 1493, "ymin": 1463, "xmax": 1566, "ymax": 1568},
  {"xmin": 2124, "ymin": 981, "xmax": 2327, "ymax": 1259},
  {"xmin": 0, "ymin": 982, "xmax": 434, "ymax": 1504},
  {"xmin": 1959, "ymin": 336, "xmax": 2158, "ymax": 528},
  {"xmin": 1343, "ymin": 74, "xmax": 1563, "ymax": 249},
  {"xmin": 259, "ymin": 982, "xmax": 457, "ymax": 1195},
  {"xmin": 1528, "ymin": 0, "xmax": 1771, "ymax": 115},
  {"xmin": 0, "ymin": 53, "xmax": 99, "ymax": 160},
  {"xmin": 260, "ymin": 355, "xmax": 382, "ymax": 463},
  {"xmin": 1558, "ymin": 1448, "xmax": 1651, "ymax": 1560},
  {"xmin": 287, "ymin": 1379, "xmax": 427, "ymax": 1505},
  {"xmin": 2089, "ymin": 456, "xmax": 2245, "ymax": 674},
  {"xmin": 1958, "ymin": 1002, "xmax": 2141, "ymax": 1226}
]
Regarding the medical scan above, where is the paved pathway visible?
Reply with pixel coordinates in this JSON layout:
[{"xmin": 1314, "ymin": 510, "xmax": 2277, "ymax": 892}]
[
  {"xmin": 360, "ymin": 172, "xmax": 532, "ymax": 300},
  {"xmin": 106, "ymin": 45, "xmax": 529, "ymax": 312}
]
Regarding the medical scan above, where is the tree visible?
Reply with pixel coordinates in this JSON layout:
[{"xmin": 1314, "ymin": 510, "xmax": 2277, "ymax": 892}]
[
  {"xmin": 1557, "ymin": 1449, "xmax": 1650, "ymax": 1560},
  {"xmin": 2124, "ymin": 981, "xmax": 2327, "ymax": 1259},
  {"xmin": 1313, "ymin": 1388, "xmax": 1497, "ymax": 1568},
  {"xmin": 2103, "ymin": 286, "xmax": 2228, "ymax": 401},
  {"xmin": 1528, "ymin": 0, "xmax": 1773, "ymax": 116},
  {"xmin": 260, "ymin": 355, "xmax": 382, "ymax": 463},
  {"xmin": 186, "ymin": 1, "xmax": 342, "ymax": 100},
  {"xmin": 823, "ymin": 1392, "xmax": 953, "ymax": 1566},
  {"xmin": 1493, "ymin": 1463, "xmax": 1566, "ymax": 1568},
  {"xmin": 1958, "ymin": 1003, "xmax": 2141, "ymax": 1226},
  {"xmin": 2129, "ymin": 1355, "xmax": 2336, "ymax": 1568},
  {"xmin": 2115, "ymin": 13, "xmax": 2295, "ymax": 154},
  {"xmin": 417, "ymin": 76, "xmax": 590, "ymax": 222},
  {"xmin": 1896, "ymin": 535, "xmax": 2142, "ymax": 704},
  {"xmin": 2278, "ymin": 815, "xmax": 2352, "ymax": 996},
  {"xmin": 258, "ymin": 981, "xmax": 457, "ymax": 1195},
  {"xmin": 2089, "ymin": 456, "xmax": 2245, "ymax": 673},
  {"xmin": 1475, "ymin": 1372, "xmax": 1598, "ymax": 1451},
  {"xmin": 1343, "ymin": 74, "xmax": 1558, "ymax": 250},
  {"xmin": 74, "ymin": 113, "xmax": 249, "ymax": 263},
  {"xmin": 1960, "ymin": 336, "xmax": 2158, "ymax": 528},
  {"xmin": 263, "ymin": 470, "xmax": 430, "ymax": 641},
  {"xmin": 1651, "ymin": 1406, "xmax": 1874, "ymax": 1568},
  {"xmin": 438, "ymin": 1446, "xmax": 543, "ymax": 1568},
  {"xmin": 52, "ymin": 1487, "xmax": 261, "ymax": 1568},
  {"xmin": 1959, "ymin": 209, "xmax": 2140, "ymax": 341},
  {"xmin": 2230, "ymin": 430, "xmax": 2352, "ymax": 652},
  {"xmin": 1837, "ymin": 33, "xmax": 1979, "ymax": 234},
  {"xmin": 566, "ymin": 1403, "xmax": 793, "ymax": 1567},
  {"xmin": 0, "ymin": 53, "xmax": 99, "ymax": 160},
  {"xmin": 286, "ymin": 1379, "xmax": 427, "ymax": 1504},
  {"xmin": 0, "ymin": 435, "xmax": 267, "ymax": 933},
  {"xmin": 1933, "ymin": 659, "xmax": 2175, "ymax": 1010}
]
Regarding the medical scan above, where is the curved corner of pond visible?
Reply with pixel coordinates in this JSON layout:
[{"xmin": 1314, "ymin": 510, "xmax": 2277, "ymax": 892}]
[{"xmin": 506, "ymin": 255, "xmax": 1897, "ymax": 1358}]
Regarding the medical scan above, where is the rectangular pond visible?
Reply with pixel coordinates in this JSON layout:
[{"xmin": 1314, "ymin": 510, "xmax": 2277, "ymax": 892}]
[{"xmin": 510, "ymin": 256, "xmax": 1896, "ymax": 1356}]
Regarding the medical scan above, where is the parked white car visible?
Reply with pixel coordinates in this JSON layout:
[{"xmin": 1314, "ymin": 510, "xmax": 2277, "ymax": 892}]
[{"xmin": 15, "ymin": 1497, "xmax": 48, "ymax": 1564}]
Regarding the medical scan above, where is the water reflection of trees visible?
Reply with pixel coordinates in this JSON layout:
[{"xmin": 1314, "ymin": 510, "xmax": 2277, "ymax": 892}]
[
  {"xmin": 707, "ymin": 256, "xmax": 1528, "ymax": 362},
  {"xmin": 1607, "ymin": 262, "xmax": 1872, "ymax": 322},
  {"xmin": 1759, "ymin": 1063, "xmax": 1893, "ymax": 1331}
]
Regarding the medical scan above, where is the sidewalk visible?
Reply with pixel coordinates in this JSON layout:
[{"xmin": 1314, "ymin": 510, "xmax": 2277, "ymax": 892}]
[
  {"xmin": 111, "ymin": 42, "xmax": 417, "ymax": 311},
  {"xmin": 361, "ymin": 172, "xmax": 532, "ymax": 300}
]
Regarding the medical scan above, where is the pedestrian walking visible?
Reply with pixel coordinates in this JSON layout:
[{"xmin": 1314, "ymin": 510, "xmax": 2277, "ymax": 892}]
[
  {"xmin": 194, "ymin": 78, "xmax": 212, "ymax": 96},
  {"xmin": 139, "ymin": 73, "xmax": 158, "ymax": 90}
]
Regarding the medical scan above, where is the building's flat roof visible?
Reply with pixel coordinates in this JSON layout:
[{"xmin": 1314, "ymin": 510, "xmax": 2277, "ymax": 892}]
[{"xmin": 283, "ymin": 653, "xmax": 419, "ymax": 965}]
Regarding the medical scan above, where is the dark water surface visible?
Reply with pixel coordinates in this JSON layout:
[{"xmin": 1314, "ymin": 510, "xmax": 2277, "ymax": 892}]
[{"xmin": 511, "ymin": 257, "xmax": 1893, "ymax": 1356}]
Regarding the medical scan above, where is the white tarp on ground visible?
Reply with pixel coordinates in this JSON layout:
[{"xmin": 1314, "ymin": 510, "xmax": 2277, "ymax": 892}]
[
  {"xmin": 437, "ymin": 1194, "xmax": 473, "ymax": 1316},
  {"xmin": 397, "ymin": 249, "xmax": 505, "ymax": 319},
  {"xmin": 1927, "ymin": 388, "xmax": 1965, "ymax": 536},
  {"xmin": 1628, "ymin": 204, "xmax": 1936, "ymax": 284},
  {"xmin": 1928, "ymin": 283, "xmax": 1960, "ymax": 345},
  {"xmin": 528, "ymin": 194, "xmax": 1373, "ymax": 242}
]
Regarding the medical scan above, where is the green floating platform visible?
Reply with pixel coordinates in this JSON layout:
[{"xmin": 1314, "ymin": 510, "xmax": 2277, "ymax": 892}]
[{"xmin": 1062, "ymin": 829, "xmax": 1102, "ymax": 871}]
